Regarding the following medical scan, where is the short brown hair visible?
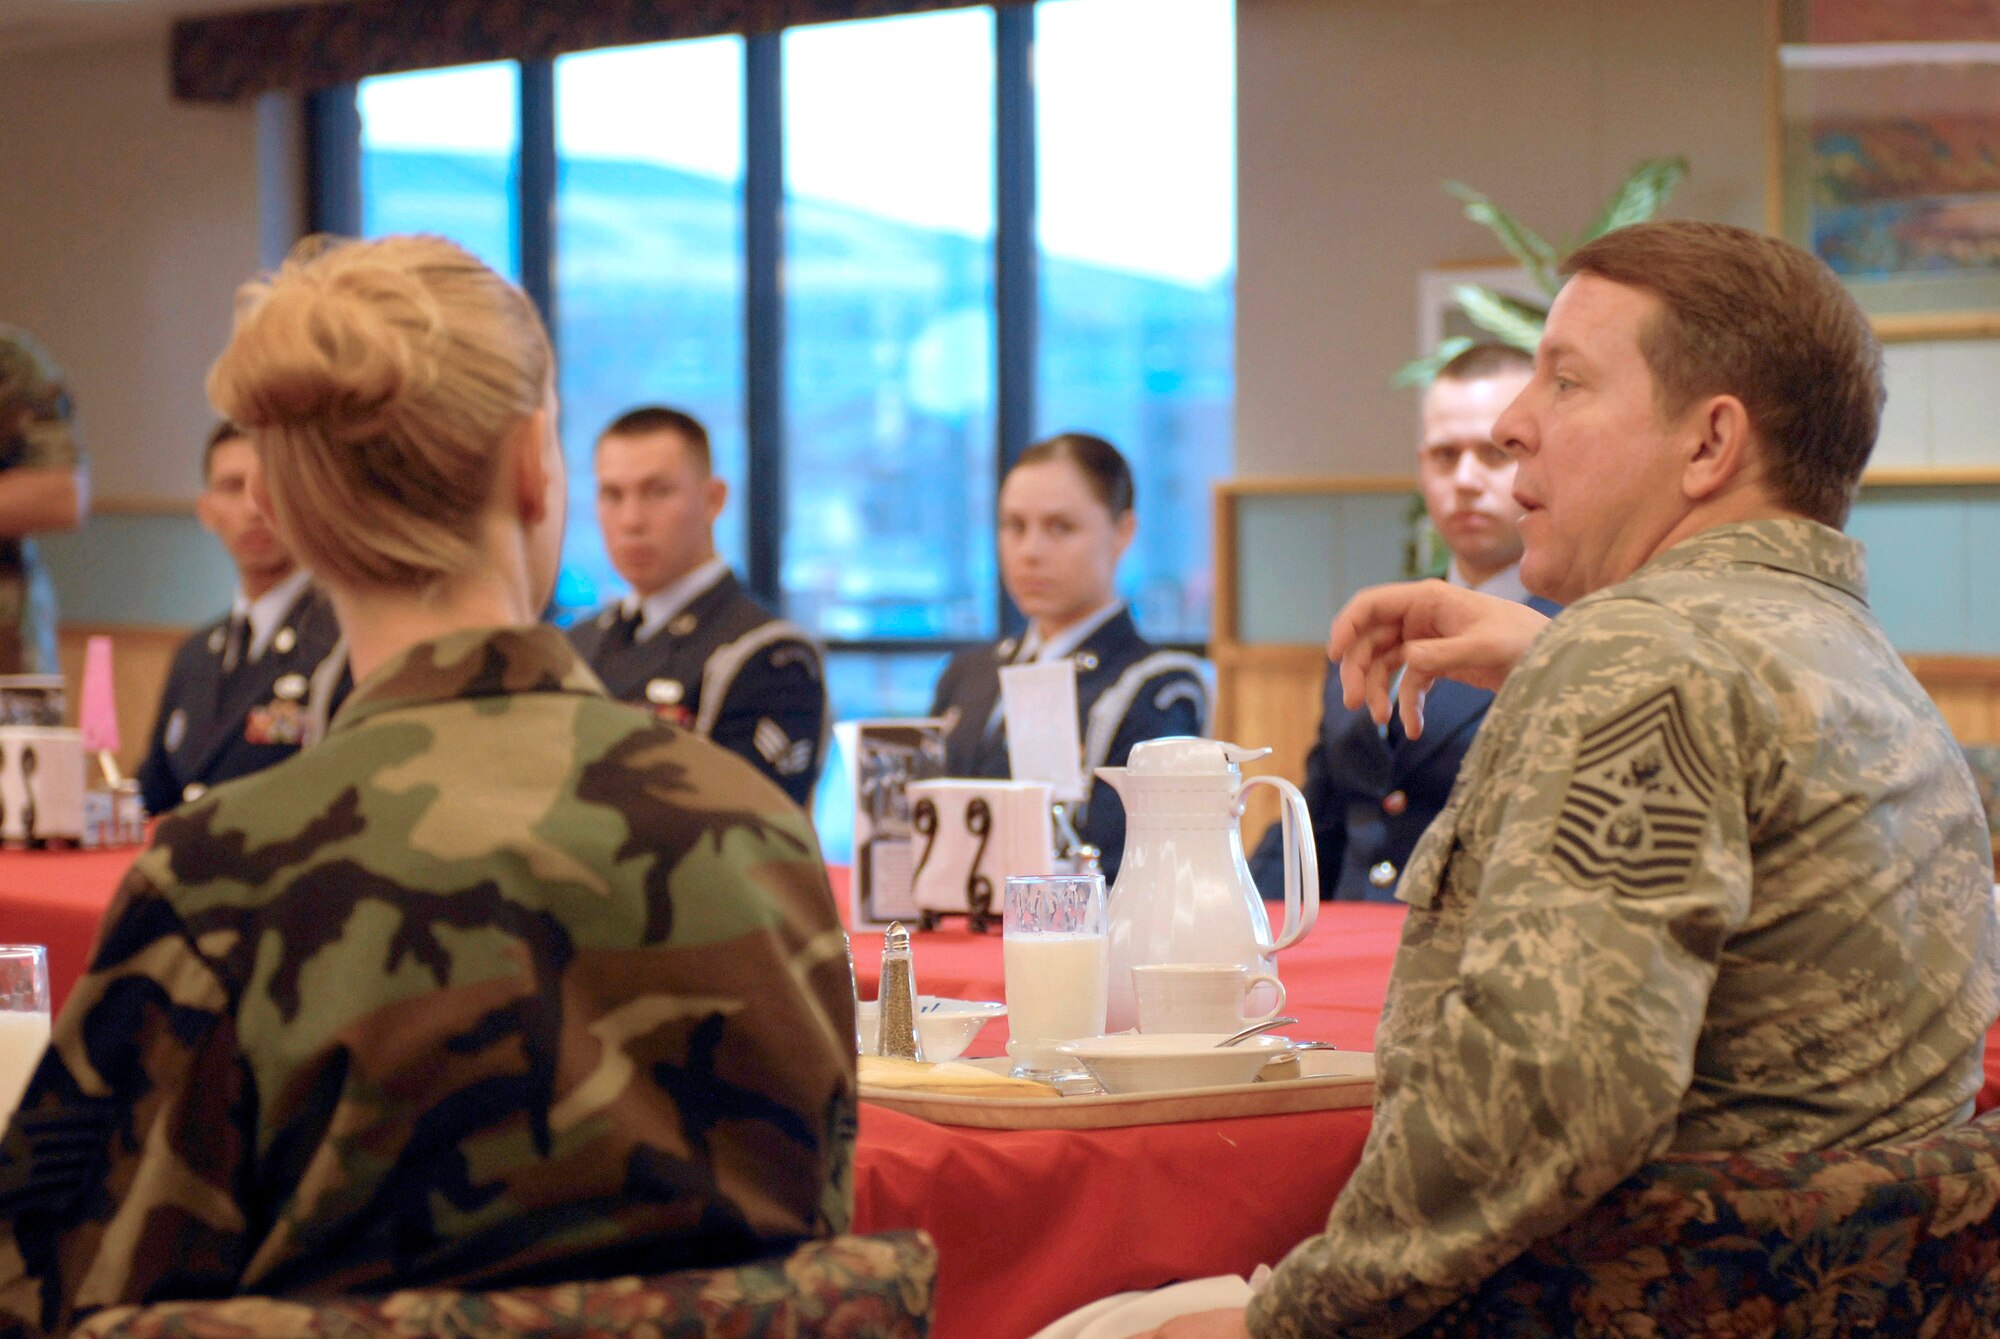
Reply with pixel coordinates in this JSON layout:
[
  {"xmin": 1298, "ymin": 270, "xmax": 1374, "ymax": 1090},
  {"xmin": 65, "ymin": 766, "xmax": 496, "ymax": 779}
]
[
  {"xmin": 1560, "ymin": 220, "xmax": 1882, "ymax": 528},
  {"xmin": 1436, "ymin": 341, "xmax": 1532, "ymax": 385},
  {"xmin": 201, "ymin": 420, "xmax": 246, "ymax": 481},
  {"xmin": 598, "ymin": 405, "xmax": 711, "ymax": 475},
  {"xmin": 1013, "ymin": 432, "xmax": 1134, "ymax": 516}
]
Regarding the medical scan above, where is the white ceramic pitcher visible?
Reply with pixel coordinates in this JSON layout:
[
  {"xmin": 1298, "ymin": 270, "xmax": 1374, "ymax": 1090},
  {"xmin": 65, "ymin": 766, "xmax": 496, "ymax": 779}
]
[{"xmin": 1097, "ymin": 737, "xmax": 1319, "ymax": 1033}]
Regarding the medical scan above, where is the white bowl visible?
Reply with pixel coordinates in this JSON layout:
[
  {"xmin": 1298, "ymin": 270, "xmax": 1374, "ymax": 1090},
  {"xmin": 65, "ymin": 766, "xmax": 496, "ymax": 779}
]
[
  {"xmin": 1054, "ymin": 1033, "xmax": 1293, "ymax": 1094},
  {"xmin": 856, "ymin": 996, "xmax": 1007, "ymax": 1062}
]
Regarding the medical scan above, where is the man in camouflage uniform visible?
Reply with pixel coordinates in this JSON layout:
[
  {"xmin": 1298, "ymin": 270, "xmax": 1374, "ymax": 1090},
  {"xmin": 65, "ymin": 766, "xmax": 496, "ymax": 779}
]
[
  {"xmin": 0, "ymin": 326, "xmax": 88, "ymax": 674},
  {"xmin": 1141, "ymin": 223, "xmax": 2000, "ymax": 1339},
  {"xmin": 0, "ymin": 625, "xmax": 854, "ymax": 1337}
]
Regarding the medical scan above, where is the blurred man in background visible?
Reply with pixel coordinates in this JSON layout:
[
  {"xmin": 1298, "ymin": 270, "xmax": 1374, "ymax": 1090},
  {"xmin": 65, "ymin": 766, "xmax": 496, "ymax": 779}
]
[
  {"xmin": 0, "ymin": 325, "xmax": 87, "ymax": 674},
  {"xmin": 1250, "ymin": 342, "xmax": 1553, "ymax": 901},
  {"xmin": 137, "ymin": 422, "xmax": 347, "ymax": 812},
  {"xmin": 569, "ymin": 406, "xmax": 828, "ymax": 806}
]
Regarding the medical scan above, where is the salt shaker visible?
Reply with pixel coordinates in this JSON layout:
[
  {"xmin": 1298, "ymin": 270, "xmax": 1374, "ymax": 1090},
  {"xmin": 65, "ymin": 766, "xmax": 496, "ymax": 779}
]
[
  {"xmin": 876, "ymin": 921, "xmax": 925, "ymax": 1061},
  {"xmin": 842, "ymin": 930, "xmax": 861, "ymax": 1053}
]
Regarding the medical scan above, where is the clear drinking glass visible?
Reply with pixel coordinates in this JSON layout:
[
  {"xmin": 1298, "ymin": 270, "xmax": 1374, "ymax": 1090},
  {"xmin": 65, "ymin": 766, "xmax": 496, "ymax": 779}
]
[
  {"xmin": 0, "ymin": 945, "xmax": 50, "ymax": 1123},
  {"xmin": 1003, "ymin": 874, "xmax": 1108, "ymax": 1081}
]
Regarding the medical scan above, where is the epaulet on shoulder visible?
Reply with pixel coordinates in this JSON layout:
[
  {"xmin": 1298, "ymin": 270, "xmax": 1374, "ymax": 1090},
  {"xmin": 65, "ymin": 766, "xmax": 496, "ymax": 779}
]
[
  {"xmin": 696, "ymin": 619, "xmax": 825, "ymax": 737},
  {"xmin": 1083, "ymin": 651, "xmax": 1211, "ymax": 776}
]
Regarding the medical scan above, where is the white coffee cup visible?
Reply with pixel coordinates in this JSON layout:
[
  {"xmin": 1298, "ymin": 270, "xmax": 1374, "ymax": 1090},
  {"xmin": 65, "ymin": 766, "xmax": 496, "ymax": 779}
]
[{"xmin": 1131, "ymin": 962, "xmax": 1287, "ymax": 1035}]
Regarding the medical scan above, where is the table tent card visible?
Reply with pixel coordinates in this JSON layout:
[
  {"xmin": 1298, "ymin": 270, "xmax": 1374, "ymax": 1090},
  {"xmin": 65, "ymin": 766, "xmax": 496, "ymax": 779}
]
[
  {"xmin": 839, "ymin": 718, "xmax": 949, "ymax": 929},
  {"xmin": 906, "ymin": 778, "xmax": 1054, "ymax": 931},
  {"xmin": 998, "ymin": 660, "xmax": 1087, "ymax": 802},
  {"xmin": 0, "ymin": 727, "xmax": 84, "ymax": 846}
]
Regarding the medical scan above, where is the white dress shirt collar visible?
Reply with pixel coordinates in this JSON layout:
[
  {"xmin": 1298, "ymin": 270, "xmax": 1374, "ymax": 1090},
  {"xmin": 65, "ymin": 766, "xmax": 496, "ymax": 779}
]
[
  {"xmin": 624, "ymin": 556, "xmax": 731, "ymax": 641},
  {"xmin": 1448, "ymin": 560, "xmax": 1530, "ymax": 605},
  {"xmin": 1018, "ymin": 599, "xmax": 1126, "ymax": 664},
  {"xmin": 230, "ymin": 568, "xmax": 311, "ymax": 664}
]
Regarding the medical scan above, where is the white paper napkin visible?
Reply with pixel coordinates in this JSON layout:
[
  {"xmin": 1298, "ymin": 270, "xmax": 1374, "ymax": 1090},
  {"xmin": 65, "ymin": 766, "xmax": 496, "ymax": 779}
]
[
  {"xmin": 1001, "ymin": 660, "xmax": 1087, "ymax": 802},
  {"xmin": 1027, "ymin": 1266, "xmax": 1270, "ymax": 1339}
]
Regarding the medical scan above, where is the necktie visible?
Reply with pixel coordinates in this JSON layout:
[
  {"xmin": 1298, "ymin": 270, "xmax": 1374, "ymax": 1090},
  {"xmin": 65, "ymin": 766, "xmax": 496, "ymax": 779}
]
[
  {"xmin": 602, "ymin": 607, "xmax": 641, "ymax": 656},
  {"xmin": 220, "ymin": 612, "xmax": 250, "ymax": 677}
]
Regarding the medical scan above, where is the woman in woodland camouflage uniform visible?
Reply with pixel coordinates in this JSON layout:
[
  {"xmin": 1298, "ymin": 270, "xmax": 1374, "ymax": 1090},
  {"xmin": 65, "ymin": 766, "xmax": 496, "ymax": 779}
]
[{"xmin": 0, "ymin": 235, "xmax": 855, "ymax": 1339}]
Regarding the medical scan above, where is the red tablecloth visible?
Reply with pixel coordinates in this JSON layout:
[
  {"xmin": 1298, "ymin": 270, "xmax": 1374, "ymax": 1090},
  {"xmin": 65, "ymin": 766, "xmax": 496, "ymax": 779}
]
[
  {"xmin": 845, "ymin": 906, "xmax": 2000, "ymax": 1339},
  {"xmin": 848, "ymin": 909, "xmax": 1403, "ymax": 1339},
  {"xmin": 0, "ymin": 844, "xmax": 139, "ymax": 1011}
]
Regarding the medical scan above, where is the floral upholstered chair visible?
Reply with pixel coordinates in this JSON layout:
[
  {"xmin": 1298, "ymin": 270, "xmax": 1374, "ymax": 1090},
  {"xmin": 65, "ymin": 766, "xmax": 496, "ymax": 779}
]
[
  {"xmin": 1409, "ymin": 1109, "xmax": 2000, "ymax": 1338},
  {"xmin": 68, "ymin": 1232, "xmax": 935, "ymax": 1339}
]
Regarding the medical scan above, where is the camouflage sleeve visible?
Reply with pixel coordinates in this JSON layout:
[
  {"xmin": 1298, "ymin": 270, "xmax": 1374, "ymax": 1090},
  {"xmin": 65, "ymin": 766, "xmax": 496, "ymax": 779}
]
[
  {"xmin": 0, "ymin": 331, "xmax": 80, "ymax": 474},
  {"xmin": 1248, "ymin": 598, "xmax": 1760, "ymax": 1338},
  {"xmin": 11, "ymin": 415, "xmax": 79, "ymax": 473},
  {"xmin": 0, "ymin": 871, "xmax": 243, "ymax": 1339},
  {"xmin": 709, "ymin": 637, "xmax": 829, "ymax": 808}
]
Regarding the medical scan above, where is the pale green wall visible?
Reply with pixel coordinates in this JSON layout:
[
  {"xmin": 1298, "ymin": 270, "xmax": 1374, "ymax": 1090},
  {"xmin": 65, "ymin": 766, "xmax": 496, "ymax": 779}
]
[
  {"xmin": 1236, "ymin": 493, "xmax": 1410, "ymax": 644},
  {"xmin": 43, "ymin": 514, "xmax": 232, "ymax": 628},
  {"xmin": 1235, "ymin": 485, "xmax": 2000, "ymax": 654}
]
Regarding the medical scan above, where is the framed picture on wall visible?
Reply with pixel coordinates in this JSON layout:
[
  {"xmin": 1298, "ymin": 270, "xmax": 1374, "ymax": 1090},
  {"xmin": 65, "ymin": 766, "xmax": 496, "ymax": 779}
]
[
  {"xmin": 1773, "ymin": 0, "xmax": 2000, "ymax": 339},
  {"xmin": 1414, "ymin": 260, "xmax": 1543, "ymax": 361}
]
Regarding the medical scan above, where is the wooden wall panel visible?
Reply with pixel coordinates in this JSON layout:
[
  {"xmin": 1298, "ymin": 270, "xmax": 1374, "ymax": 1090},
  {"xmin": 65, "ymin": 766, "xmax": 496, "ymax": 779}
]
[
  {"xmin": 56, "ymin": 624, "xmax": 187, "ymax": 779},
  {"xmin": 1906, "ymin": 656, "xmax": 2000, "ymax": 746},
  {"xmin": 1214, "ymin": 643, "xmax": 1328, "ymax": 838}
]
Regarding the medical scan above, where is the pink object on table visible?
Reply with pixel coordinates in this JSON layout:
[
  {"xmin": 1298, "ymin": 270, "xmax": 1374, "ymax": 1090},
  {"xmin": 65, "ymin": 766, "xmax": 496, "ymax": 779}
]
[{"xmin": 78, "ymin": 634, "xmax": 120, "ymax": 755}]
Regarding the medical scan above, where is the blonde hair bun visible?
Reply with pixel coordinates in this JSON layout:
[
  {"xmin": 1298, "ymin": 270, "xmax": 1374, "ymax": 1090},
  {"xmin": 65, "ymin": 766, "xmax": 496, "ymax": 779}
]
[
  {"xmin": 216, "ymin": 241, "xmax": 446, "ymax": 442},
  {"xmin": 207, "ymin": 234, "xmax": 551, "ymax": 592}
]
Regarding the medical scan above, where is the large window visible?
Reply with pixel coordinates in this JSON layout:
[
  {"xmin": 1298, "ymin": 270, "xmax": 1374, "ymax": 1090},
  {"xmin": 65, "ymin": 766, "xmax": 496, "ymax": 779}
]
[
  {"xmin": 783, "ymin": 11, "xmax": 998, "ymax": 644},
  {"xmin": 1036, "ymin": 0, "xmax": 1235, "ymax": 642},
  {"xmin": 358, "ymin": 63, "xmax": 521, "ymax": 281},
  {"xmin": 346, "ymin": 0, "xmax": 1235, "ymax": 760},
  {"xmin": 552, "ymin": 38, "xmax": 748, "ymax": 615}
]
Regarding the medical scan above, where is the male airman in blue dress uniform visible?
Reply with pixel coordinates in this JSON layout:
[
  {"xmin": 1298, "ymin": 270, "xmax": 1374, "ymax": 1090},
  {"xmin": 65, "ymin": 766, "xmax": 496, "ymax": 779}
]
[
  {"xmin": 567, "ymin": 407, "xmax": 828, "ymax": 807},
  {"xmin": 1250, "ymin": 344, "xmax": 1554, "ymax": 900},
  {"xmin": 136, "ymin": 423, "xmax": 349, "ymax": 813}
]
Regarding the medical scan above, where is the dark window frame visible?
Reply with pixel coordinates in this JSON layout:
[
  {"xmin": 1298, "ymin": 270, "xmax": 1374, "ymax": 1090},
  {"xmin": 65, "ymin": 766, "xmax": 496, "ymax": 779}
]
[{"xmin": 304, "ymin": 4, "xmax": 1212, "ymax": 677}]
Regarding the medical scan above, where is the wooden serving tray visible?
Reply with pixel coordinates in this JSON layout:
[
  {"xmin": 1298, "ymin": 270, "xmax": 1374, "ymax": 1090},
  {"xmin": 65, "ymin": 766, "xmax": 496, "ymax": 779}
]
[{"xmin": 860, "ymin": 1050, "xmax": 1375, "ymax": 1130}]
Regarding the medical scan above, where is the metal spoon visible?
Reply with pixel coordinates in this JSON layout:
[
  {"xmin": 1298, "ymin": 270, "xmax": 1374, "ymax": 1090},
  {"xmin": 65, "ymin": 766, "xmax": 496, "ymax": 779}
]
[{"xmin": 1216, "ymin": 1015, "xmax": 1298, "ymax": 1047}]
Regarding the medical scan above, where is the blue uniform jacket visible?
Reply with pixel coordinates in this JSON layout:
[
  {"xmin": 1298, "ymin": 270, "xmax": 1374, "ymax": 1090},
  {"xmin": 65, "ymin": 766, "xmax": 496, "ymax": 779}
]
[
  {"xmin": 136, "ymin": 584, "xmax": 351, "ymax": 815},
  {"xmin": 567, "ymin": 569, "xmax": 829, "ymax": 808},
  {"xmin": 930, "ymin": 608, "xmax": 1208, "ymax": 881}
]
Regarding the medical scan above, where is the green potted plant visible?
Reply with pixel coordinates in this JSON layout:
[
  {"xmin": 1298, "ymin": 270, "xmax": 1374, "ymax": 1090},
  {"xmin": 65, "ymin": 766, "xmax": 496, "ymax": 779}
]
[{"xmin": 1395, "ymin": 156, "xmax": 1689, "ymax": 388}]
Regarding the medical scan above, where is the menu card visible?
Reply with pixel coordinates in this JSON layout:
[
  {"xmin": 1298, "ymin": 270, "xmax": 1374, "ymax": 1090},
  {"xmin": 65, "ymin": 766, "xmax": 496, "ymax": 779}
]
[{"xmin": 837, "ymin": 718, "xmax": 949, "ymax": 928}]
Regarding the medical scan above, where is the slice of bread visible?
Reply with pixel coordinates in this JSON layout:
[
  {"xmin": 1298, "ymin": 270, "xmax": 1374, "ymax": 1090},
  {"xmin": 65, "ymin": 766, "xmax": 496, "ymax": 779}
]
[{"xmin": 859, "ymin": 1055, "xmax": 1061, "ymax": 1099}]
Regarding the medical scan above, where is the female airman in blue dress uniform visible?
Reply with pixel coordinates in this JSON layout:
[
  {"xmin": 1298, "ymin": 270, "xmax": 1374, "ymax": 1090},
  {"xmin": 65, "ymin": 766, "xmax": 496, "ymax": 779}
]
[{"xmin": 930, "ymin": 433, "xmax": 1207, "ymax": 879}]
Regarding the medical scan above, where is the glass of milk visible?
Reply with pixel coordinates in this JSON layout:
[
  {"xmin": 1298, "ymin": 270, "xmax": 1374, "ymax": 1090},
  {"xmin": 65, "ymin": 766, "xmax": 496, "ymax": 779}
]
[
  {"xmin": 0, "ymin": 945, "xmax": 49, "ymax": 1125},
  {"xmin": 1003, "ymin": 874, "xmax": 1107, "ymax": 1081}
]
